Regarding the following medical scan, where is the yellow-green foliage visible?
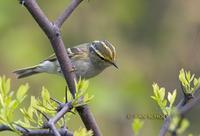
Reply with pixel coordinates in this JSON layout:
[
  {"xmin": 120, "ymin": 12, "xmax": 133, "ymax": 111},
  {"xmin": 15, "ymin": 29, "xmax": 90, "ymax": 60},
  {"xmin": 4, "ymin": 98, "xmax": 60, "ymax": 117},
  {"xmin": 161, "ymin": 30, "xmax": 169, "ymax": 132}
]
[
  {"xmin": 151, "ymin": 83, "xmax": 176, "ymax": 115},
  {"xmin": 132, "ymin": 118, "xmax": 144, "ymax": 136},
  {"xmin": 69, "ymin": 79, "xmax": 94, "ymax": 107},
  {"xmin": 0, "ymin": 76, "xmax": 94, "ymax": 135},
  {"xmin": 151, "ymin": 69, "xmax": 200, "ymax": 135},
  {"xmin": 74, "ymin": 128, "xmax": 93, "ymax": 136},
  {"xmin": 169, "ymin": 116, "xmax": 189, "ymax": 135},
  {"xmin": 0, "ymin": 76, "xmax": 28, "ymax": 131},
  {"xmin": 18, "ymin": 87, "xmax": 58, "ymax": 128},
  {"xmin": 179, "ymin": 69, "xmax": 200, "ymax": 94}
]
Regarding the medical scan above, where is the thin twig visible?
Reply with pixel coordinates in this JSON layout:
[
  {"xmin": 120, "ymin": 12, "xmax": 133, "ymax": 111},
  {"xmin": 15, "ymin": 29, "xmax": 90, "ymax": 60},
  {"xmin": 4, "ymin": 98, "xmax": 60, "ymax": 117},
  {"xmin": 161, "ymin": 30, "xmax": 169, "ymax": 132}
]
[
  {"xmin": 55, "ymin": 0, "xmax": 83, "ymax": 28},
  {"xmin": 0, "ymin": 125, "xmax": 73, "ymax": 136},
  {"xmin": 48, "ymin": 123, "xmax": 61, "ymax": 136},
  {"xmin": 48, "ymin": 102, "xmax": 73, "ymax": 125},
  {"xmin": 47, "ymin": 102, "xmax": 73, "ymax": 136},
  {"xmin": 179, "ymin": 94, "xmax": 200, "ymax": 115},
  {"xmin": 50, "ymin": 97, "xmax": 62, "ymax": 105},
  {"xmin": 170, "ymin": 83, "xmax": 193, "ymax": 136},
  {"xmin": 159, "ymin": 84, "xmax": 200, "ymax": 136},
  {"xmin": 35, "ymin": 108, "xmax": 50, "ymax": 121}
]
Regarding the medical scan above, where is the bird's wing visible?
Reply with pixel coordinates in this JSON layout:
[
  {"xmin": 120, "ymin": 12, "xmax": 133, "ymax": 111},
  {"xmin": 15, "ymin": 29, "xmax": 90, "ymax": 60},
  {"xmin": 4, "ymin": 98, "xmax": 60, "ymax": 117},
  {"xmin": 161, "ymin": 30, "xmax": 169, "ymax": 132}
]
[{"xmin": 41, "ymin": 43, "xmax": 89, "ymax": 62}]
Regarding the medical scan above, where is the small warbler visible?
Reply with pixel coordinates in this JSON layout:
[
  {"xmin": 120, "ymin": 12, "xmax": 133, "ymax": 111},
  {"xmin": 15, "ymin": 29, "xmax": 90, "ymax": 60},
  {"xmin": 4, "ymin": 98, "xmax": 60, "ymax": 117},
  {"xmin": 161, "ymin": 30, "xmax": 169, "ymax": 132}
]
[{"xmin": 14, "ymin": 40, "xmax": 118, "ymax": 79}]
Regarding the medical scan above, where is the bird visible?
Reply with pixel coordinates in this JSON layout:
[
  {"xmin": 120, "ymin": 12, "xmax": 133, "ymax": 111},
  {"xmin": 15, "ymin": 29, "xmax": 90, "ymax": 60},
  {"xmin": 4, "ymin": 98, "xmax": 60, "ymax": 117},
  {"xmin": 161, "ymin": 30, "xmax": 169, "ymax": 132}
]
[{"xmin": 13, "ymin": 40, "xmax": 118, "ymax": 79}]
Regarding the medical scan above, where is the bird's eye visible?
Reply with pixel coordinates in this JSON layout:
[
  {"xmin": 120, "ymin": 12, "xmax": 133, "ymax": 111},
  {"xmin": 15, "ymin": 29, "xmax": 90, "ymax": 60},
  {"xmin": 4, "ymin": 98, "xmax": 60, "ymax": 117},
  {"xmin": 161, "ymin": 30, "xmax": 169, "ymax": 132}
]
[
  {"xmin": 97, "ymin": 54, "xmax": 107, "ymax": 61},
  {"xmin": 90, "ymin": 44, "xmax": 109, "ymax": 62}
]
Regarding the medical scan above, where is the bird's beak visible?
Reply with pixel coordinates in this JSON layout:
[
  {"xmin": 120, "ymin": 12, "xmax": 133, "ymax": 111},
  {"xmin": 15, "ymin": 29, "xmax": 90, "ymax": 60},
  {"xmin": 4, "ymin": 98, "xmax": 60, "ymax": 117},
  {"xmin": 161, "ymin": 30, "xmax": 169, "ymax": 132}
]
[{"xmin": 111, "ymin": 62, "xmax": 118, "ymax": 69}]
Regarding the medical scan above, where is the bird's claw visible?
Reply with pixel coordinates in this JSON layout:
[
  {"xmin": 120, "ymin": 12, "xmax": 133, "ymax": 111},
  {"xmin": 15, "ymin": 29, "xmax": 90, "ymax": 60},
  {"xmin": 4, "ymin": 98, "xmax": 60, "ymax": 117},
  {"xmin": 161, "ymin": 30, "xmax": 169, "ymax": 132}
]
[
  {"xmin": 69, "ymin": 66, "xmax": 76, "ymax": 73},
  {"xmin": 19, "ymin": 0, "xmax": 26, "ymax": 6}
]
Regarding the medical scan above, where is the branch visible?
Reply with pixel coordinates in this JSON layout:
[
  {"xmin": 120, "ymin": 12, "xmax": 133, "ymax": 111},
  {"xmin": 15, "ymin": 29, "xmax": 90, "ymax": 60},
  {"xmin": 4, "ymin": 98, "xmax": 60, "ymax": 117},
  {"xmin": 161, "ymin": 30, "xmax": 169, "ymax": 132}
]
[
  {"xmin": 19, "ymin": 0, "xmax": 102, "ymax": 135},
  {"xmin": 49, "ymin": 102, "xmax": 73, "ymax": 125},
  {"xmin": 22, "ymin": 0, "xmax": 77, "ymax": 96},
  {"xmin": 170, "ymin": 83, "xmax": 193, "ymax": 136},
  {"xmin": 179, "ymin": 94, "xmax": 200, "ymax": 115},
  {"xmin": 159, "ymin": 84, "xmax": 200, "ymax": 136},
  {"xmin": 47, "ymin": 102, "xmax": 73, "ymax": 136},
  {"xmin": 76, "ymin": 105, "xmax": 101, "ymax": 133},
  {"xmin": 0, "ymin": 101, "xmax": 73, "ymax": 136},
  {"xmin": 0, "ymin": 125, "xmax": 73, "ymax": 136},
  {"xmin": 55, "ymin": 0, "xmax": 83, "ymax": 28}
]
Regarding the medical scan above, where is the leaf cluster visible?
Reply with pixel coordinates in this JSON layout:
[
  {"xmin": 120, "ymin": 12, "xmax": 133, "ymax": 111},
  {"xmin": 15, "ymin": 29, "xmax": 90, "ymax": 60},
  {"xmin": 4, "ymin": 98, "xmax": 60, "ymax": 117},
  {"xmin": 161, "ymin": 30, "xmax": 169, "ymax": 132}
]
[
  {"xmin": 179, "ymin": 68, "xmax": 200, "ymax": 94},
  {"xmin": 0, "ymin": 76, "xmax": 28, "ymax": 131},
  {"xmin": 132, "ymin": 118, "xmax": 144, "ymax": 136},
  {"xmin": 132, "ymin": 69, "xmax": 200, "ymax": 136},
  {"xmin": 151, "ymin": 83, "xmax": 176, "ymax": 116},
  {"xmin": 0, "ymin": 76, "xmax": 94, "ymax": 136}
]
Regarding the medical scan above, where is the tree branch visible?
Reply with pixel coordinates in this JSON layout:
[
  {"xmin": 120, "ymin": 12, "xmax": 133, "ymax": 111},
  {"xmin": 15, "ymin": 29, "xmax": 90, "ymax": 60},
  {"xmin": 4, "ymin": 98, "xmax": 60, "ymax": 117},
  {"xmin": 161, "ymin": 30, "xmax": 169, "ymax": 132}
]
[
  {"xmin": 22, "ymin": 0, "xmax": 77, "ymax": 96},
  {"xmin": 0, "ymin": 101, "xmax": 73, "ymax": 136},
  {"xmin": 46, "ymin": 102, "xmax": 73, "ymax": 136},
  {"xmin": 49, "ymin": 102, "xmax": 73, "ymax": 125},
  {"xmin": 179, "ymin": 94, "xmax": 200, "ymax": 115},
  {"xmin": 0, "ymin": 125, "xmax": 73, "ymax": 136},
  {"xmin": 159, "ymin": 84, "xmax": 200, "ymax": 136},
  {"xmin": 55, "ymin": 0, "xmax": 83, "ymax": 28},
  {"xmin": 18, "ymin": 0, "xmax": 102, "ymax": 135},
  {"xmin": 76, "ymin": 105, "xmax": 102, "ymax": 134}
]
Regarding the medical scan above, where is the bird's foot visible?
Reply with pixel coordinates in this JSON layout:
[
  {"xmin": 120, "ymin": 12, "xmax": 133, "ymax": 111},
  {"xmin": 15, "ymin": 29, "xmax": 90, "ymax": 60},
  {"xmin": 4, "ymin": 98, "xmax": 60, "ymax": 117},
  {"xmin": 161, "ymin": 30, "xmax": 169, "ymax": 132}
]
[
  {"xmin": 19, "ymin": 0, "xmax": 26, "ymax": 6},
  {"xmin": 69, "ymin": 66, "xmax": 76, "ymax": 73}
]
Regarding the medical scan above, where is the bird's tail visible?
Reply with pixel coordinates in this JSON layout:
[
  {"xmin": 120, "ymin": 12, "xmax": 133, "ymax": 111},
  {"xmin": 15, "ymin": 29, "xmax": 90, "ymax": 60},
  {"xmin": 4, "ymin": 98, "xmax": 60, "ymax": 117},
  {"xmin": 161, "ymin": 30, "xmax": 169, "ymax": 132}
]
[{"xmin": 13, "ymin": 66, "xmax": 40, "ymax": 79}]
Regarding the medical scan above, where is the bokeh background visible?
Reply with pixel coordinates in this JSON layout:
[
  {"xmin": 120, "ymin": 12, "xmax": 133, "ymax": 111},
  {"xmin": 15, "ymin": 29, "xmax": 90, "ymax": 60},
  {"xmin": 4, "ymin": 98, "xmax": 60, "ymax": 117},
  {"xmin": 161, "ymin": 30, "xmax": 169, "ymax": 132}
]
[{"xmin": 1, "ymin": 0, "xmax": 200, "ymax": 135}]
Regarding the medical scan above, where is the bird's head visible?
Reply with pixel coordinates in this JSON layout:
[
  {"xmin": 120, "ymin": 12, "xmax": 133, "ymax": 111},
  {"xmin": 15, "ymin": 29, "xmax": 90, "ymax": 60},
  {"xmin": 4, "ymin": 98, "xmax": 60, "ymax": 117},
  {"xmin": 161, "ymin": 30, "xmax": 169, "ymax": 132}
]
[{"xmin": 90, "ymin": 40, "xmax": 118, "ymax": 69}]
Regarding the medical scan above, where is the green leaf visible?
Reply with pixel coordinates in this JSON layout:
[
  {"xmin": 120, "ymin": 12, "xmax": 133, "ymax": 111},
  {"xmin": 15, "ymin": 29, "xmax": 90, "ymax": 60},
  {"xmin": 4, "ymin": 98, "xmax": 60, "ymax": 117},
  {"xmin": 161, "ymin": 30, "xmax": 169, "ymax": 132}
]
[
  {"xmin": 179, "ymin": 69, "xmax": 185, "ymax": 82},
  {"xmin": 152, "ymin": 83, "xmax": 177, "ymax": 116},
  {"xmin": 169, "ymin": 116, "xmax": 180, "ymax": 131},
  {"xmin": 177, "ymin": 119, "xmax": 189, "ymax": 134},
  {"xmin": 74, "ymin": 128, "xmax": 93, "ymax": 136},
  {"xmin": 193, "ymin": 77, "xmax": 200, "ymax": 89},
  {"xmin": 41, "ymin": 87, "xmax": 50, "ymax": 103},
  {"xmin": 158, "ymin": 87, "xmax": 165, "ymax": 101},
  {"xmin": 132, "ymin": 118, "xmax": 144, "ymax": 136},
  {"xmin": 186, "ymin": 71, "xmax": 191, "ymax": 82},
  {"xmin": 16, "ymin": 84, "xmax": 29, "ymax": 101},
  {"xmin": 8, "ymin": 100, "xmax": 18, "ymax": 111},
  {"xmin": 73, "ymin": 79, "xmax": 93, "ymax": 107},
  {"xmin": 150, "ymin": 96, "xmax": 157, "ymax": 101},
  {"xmin": 0, "ymin": 76, "xmax": 11, "ymax": 96},
  {"xmin": 152, "ymin": 83, "xmax": 159, "ymax": 97},
  {"xmin": 4, "ymin": 77, "xmax": 10, "ymax": 95},
  {"xmin": 189, "ymin": 74, "xmax": 195, "ymax": 83},
  {"xmin": 193, "ymin": 78, "xmax": 199, "ymax": 87},
  {"xmin": 167, "ymin": 90, "xmax": 177, "ymax": 108},
  {"xmin": 179, "ymin": 69, "xmax": 198, "ymax": 94}
]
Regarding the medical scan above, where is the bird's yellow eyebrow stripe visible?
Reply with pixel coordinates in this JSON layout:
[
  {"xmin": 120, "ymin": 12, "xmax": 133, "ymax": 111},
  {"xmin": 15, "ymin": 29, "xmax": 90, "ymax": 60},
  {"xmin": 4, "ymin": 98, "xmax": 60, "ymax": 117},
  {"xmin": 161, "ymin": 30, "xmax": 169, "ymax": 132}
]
[
  {"xmin": 109, "ymin": 42, "xmax": 116, "ymax": 59},
  {"xmin": 103, "ymin": 40, "xmax": 116, "ymax": 60},
  {"xmin": 101, "ymin": 41, "xmax": 113, "ymax": 60}
]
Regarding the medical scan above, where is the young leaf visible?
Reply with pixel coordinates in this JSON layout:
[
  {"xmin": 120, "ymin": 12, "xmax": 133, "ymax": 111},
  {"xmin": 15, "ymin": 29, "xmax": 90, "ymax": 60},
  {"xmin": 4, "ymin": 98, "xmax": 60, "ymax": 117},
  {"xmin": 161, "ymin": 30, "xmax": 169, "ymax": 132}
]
[
  {"xmin": 167, "ymin": 90, "xmax": 177, "ymax": 108},
  {"xmin": 16, "ymin": 84, "xmax": 29, "ymax": 102},
  {"xmin": 74, "ymin": 128, "xmax": 93, "ymax": 136},
  {"xmin": 132, "ymin": 118, "xmax": 144, "ymax": 136},
  {"xmin": 158, "ymin": 87, "xmax": 165, "ymax": 101},
  {"xmin": 41, "ymin": 87, "xmax": 50, "ymax": 104},
  {"xmin": 177, "ymin": 119, "xmax": 189, "ymax": 134}
]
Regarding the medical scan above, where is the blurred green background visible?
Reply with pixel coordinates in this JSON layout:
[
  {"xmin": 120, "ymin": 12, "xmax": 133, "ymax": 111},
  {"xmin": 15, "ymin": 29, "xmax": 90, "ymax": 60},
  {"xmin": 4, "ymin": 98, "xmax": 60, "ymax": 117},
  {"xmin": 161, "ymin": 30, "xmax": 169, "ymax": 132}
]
[{"xmin": 1, "ymin": 0, "xmax": 200, "ymax": 135}]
